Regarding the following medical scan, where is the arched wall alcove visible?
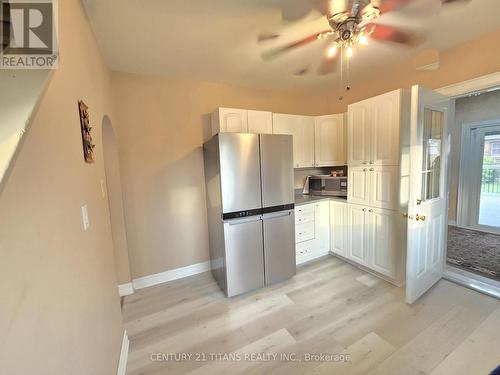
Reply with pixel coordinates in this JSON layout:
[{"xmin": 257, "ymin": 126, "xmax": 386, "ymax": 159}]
[{"xmin": 102, "ymin": 115, "xmax": 132, "ymax": 289}]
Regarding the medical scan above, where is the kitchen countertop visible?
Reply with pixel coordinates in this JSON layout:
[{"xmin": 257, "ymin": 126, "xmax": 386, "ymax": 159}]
[{"xmin": 295, "ymin": 194, "xmax": 347, "ymax": 206}]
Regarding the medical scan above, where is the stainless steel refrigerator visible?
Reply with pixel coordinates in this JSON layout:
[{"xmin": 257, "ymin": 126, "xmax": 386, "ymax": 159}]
[{"xmin": 203, "ymin": 133, "xmax": 296, "ymax": 297}]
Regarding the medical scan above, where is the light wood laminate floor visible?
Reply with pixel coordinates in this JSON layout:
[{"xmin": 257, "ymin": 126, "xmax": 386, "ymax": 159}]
[{"xmin": 123, "ymin": 256, "xmax": 500, "ymax": 375}]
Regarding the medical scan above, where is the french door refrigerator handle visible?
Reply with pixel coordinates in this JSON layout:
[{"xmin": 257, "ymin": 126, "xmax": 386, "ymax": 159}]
[
  {"xmin": 262, "ymin": 210, "xmax": 293, "ymax": 220},
  {"xmin": 225, "ymin": 215, "xmax": 262, "ymax": 225}
]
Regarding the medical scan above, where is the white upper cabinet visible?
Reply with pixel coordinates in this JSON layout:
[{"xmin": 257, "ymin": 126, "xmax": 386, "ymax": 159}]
[
  {"xmin": 348, "ymin": 101, "xmax": 371, "ymax": 166},
  {"xmin": 212, "ymin": 108, "xmax": 274, "ymax": 135},
  {"xmin": 369, "ymin": 166, "xmax": 400, "ymax": 210},
  {"xmin": 371, "ymin": 90, "xmax": 401, "ymax": 165},
  {"xmin": 348, "ymin": 89, "xmax": 402, "ymax": 166},
  {"xmin": 212, "ymin": 108, "xmax": 248, "ymax": 135},
  {"xmin": 273, "ymin": 113, "xmax": 314, "ymax": 168},
  {"xmin": 330, "ymin": 200, "xmax": 347, "ymax": 257},
  {"xmin": 348, "ymin": 165, "xmax": 400, "ymax": 210},
  {"xmin": 348, "ymin": 166, "xmax": 369, "ymax": 206},
  {"xmin": 247, "ymin": 110, "xmax": 273, "ymax": 134},
  {"xmin": 314, "ymin": 114, "xmax": 346, "ymax": 167}
]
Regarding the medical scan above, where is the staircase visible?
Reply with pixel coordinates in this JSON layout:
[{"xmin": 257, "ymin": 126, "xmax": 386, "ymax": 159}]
[{"xmin": 1, "ymin": 1, "xmax": 10, "ymax": 52}]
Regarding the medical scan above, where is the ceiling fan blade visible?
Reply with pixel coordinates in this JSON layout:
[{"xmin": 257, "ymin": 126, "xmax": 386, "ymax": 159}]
[
  {"xmin": 367, "ymin": 24, "xmax": 423, "ymax": 46},
  {"xmin": 317, "ymin": 55, "xmax": 339, "ymax": 75},
  {"xmin": 257, "ymin": 32, "xmax": 280, "ymax": 42},
  {"xmin": 442, "ymin": 0, "xmax": 471, "ymax": 4},
  {"xmin": 261, "ymin": 30, "xmax": 332, "ymax": 61}
]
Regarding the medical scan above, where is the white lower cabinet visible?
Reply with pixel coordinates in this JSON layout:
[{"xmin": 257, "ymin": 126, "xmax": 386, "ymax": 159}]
[
  {"xmin": 297, "ymin": 200, "xmax": 402, "ymax": 284},
  {"xmin": 295, "ymin": 200, "xmax": 329, "ymax": 264},
  {"xmin": 367, "ymin": 207, "xmax": 400, "ymax": 279},
  {"xmin": 329, "ymin": 200, "xmax": 347, "ymax": 257},
  {"xmin": 342, "ymin": 203, "xmax": 401, "ymax": 282},
  {"xmin": 347, "ymin": 204, "xmax": 368, "ymax": 265}
]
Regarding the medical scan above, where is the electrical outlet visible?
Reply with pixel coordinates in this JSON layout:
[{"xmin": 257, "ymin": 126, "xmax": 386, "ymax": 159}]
[{"xmin": 81, "ymin": 205, "xmax": 90, "ymax": 231}]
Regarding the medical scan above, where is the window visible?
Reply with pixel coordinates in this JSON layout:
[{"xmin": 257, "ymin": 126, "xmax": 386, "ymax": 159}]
[
  {"xmin": 491, "ymin": 142, "xmax": 500, "ymax": 155},
  {"xmin": 421, "ymin": 109, "xmax": 444, "ymax": 201}
]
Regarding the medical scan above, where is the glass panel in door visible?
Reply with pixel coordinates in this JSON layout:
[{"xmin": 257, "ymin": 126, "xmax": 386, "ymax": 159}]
[
  {"xmin": 479, "ymin": 131, "xmax": 500, "ymax": 228},
  {"xmin": 421, "ymin": 109, "xmax": 444, "ymax": 201}
]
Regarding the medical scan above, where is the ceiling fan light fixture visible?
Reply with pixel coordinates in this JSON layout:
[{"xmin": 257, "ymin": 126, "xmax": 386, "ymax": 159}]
[
  {"xmin": 346, "ymin": 46, "xmax": 354, "ymax": 58},
  {"xmin": 327, "ymin": 45, "xmax": 338, "ymax": 58},
  {"xmin": 359, "ymin": 35, "xmax": 368, "ymax": 45}
]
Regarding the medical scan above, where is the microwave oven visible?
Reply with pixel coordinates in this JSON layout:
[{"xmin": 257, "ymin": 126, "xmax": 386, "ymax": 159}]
[{"xmin": 303, "ymin": 175, "xmax": 348, "ymax": 197}]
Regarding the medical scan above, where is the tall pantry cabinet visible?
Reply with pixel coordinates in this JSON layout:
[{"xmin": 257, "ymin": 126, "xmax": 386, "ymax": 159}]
[{"xmin": 344, "ymin": 89, "xmax": 408, "ymax": 285}]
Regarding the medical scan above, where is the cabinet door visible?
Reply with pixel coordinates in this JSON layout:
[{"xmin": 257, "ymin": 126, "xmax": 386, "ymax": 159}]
[
  {"xmin": 273, "ymin": 113, "xmax": 314, "ymax": 168},
  {"xmin": 314, "ymin": 114, "xmax": 346, "ymax": 167},
  {"xmin": 348, "ymin": 166, "xmax": 369, "ymax": 206},
  {"xmin": 330, "ymin": 200, "xmax": 347, "ymax": 257},
  {"xmin": 371, "ymin": 90, "xmax": 401, "ymax": 165},
  {"xmin": 367, "ymin": 207, "xmax": 399, "ymax": 279},
  {"xmin": 314, "ymin": 200, "xmax": 330, "ymax": 254},
  {"xmin": 347, "ymin": 204, "xmax": 368, "ymax": 265},
  {"xmin": 248, "ymin": 110, "xmax": 273, "ymax": 134},
  {"xmin": 368, "ymin": 166, "xmax": 400, "ymax": 210},
  {"xmin": 213, "ymin": 108, "xmax": 248, "ymax": 134},
  {"xmin": 347, "ymin": 101, "xmax": 371, "ymax": 165}
]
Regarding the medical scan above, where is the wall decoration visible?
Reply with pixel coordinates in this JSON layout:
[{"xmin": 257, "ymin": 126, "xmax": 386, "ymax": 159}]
[{"xmin": 78, "ymin": 100, "xmax": 95, "ymax": 163}]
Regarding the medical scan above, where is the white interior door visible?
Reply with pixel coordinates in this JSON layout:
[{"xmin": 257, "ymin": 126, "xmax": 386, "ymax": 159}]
[{"xmin": 406, "ymin": 85, "xmax": 450, "ymax": 304}]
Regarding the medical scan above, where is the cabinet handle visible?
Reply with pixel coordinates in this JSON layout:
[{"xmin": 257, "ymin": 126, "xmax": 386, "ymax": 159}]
[
  {"xmin": 363, "ymin": 168, "xmax": 367, "ymax": 172},
  {"xmin": 369, "ymin": 168, "xmax": 374, "ymax": 171},
  {"xmin": 369, "ymin": 161, "xmax": 374, "ymax": 164},
  {"xmin": 369, "ymin": 209, "xmax": 373, "ymax": 213},
  {"xmin": 362, "ymin": 161, "xmax": 367, "ymax": 164},
  {"xmin": 362, "ymin": 208, "xmax": 366, "ymax": 212}
]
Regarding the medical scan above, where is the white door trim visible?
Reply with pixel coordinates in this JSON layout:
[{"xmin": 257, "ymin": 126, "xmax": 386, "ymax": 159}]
[{"xmin": 456, "ymin": 119, "xmax": 500, "ymax": 231}]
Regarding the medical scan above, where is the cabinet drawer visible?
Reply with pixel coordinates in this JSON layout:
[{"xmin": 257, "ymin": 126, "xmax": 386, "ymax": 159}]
[
  {"xmin": 296, "ymin": 221, "xmax": 315, "ymax": 243},
  {"xmin": 295, "ymin": 204, "xmax": 315, "ymax": 224},
  {"xmin": 296, "ymin": 239, "xmax": 315, "ymax": 257}
]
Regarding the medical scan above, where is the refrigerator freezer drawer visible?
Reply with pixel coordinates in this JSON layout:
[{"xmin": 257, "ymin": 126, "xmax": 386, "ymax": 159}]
[
  {"xmin": 223, "ymin": 217, "xmax": 265, "ymax": 297},
  {"xmin": 263, "ymin": 210, "xmax": 296, "ymax": 286}
]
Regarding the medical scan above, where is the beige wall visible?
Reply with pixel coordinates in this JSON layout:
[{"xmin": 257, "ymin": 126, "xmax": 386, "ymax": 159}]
[
  {"xmin": 110, "ymin": 73, "xmax": 337, "ymax": 278},
  {"xmin": 0, "ymin": 0, "xmax": 124, "ymax": 374},
  {"xmin": 449, "ymin": 90, "xmax": 500, "ymax": 221},
  {"xmin": 111, "ymin": 28, "xmax": 500, "ymax": 280}
]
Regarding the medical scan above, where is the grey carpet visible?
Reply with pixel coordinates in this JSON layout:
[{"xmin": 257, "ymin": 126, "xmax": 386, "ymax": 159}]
[{"xmin": 447, "ymin": 225, "xmax": 500, "ymax": 281}]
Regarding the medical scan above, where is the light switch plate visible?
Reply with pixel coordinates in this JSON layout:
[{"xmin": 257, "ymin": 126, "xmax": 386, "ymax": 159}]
[{"xmin": 81, "ymin": 205, "xmax": 90, "ymax": 231}]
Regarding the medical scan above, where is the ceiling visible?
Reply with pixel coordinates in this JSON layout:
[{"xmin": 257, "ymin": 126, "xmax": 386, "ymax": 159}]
[{"xmin": 82, "ymin": 0, "xmax": 500, "ymax": 91}]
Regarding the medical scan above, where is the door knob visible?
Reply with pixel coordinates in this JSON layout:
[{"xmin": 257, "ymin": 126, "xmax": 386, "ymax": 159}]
[{"xmin": 416, "ymin": 214, "xmax": 426, "ymax": 221}]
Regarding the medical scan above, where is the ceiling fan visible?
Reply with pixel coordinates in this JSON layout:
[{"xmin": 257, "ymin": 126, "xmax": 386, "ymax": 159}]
[{"xmin": 260, "ymin": 0, "xmax": 471, "ymax": 76}]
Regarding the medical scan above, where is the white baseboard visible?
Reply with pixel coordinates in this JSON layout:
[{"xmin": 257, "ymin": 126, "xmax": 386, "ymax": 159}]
[
  {"xmin": 117, "ymin": 330, "xmax": 129, "ymax": 375},
  {"xmin": 118, "ymin": 282, "xmax": 134, "ymax": 297},
  {"xmin": 132, "ymin": 260, "xmax": 211, "ymax": 290}
]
